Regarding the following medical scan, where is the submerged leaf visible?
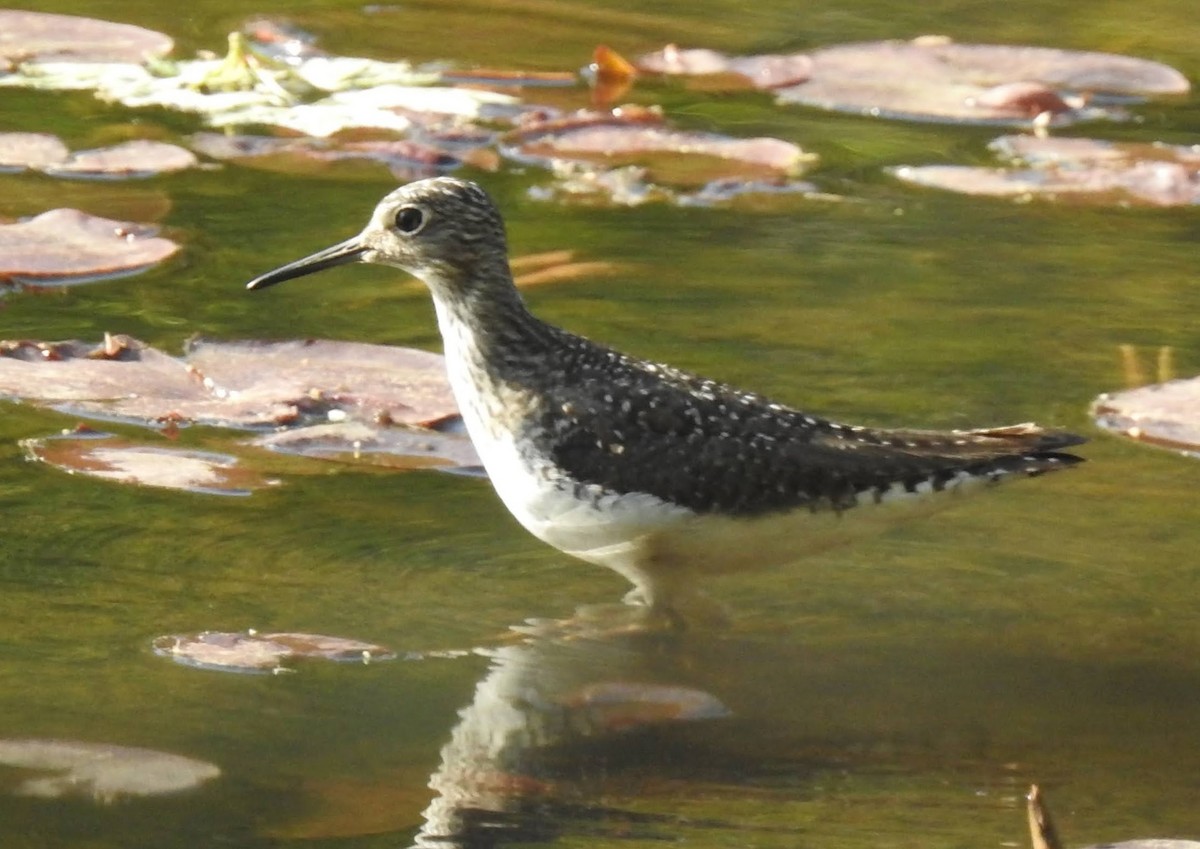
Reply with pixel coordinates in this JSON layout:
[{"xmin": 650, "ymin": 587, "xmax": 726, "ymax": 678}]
[
  {"xmin": 0, "ymin": 209, "xmax": 178, "ymax": 284},
  {"xmin": 152, "ymin": 630, "xmax": 397, "ymax": 673},
  {"xmin": 0, "ymin": 738, "xmax": 218, "ymax": 802},
  {"xmin": 560, "ymin": 681, "xmax": 731, "ymax": 731}
]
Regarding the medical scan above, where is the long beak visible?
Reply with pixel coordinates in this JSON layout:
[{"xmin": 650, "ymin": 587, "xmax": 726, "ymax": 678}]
[{"xmin": 245, "ymin": 237, "xmax": 368, "ymax": 291}]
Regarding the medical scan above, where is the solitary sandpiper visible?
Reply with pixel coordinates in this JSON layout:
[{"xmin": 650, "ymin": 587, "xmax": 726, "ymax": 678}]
[{"xmin": 247, "ymin": 177, "xmax": 1085, "ymax": 617}]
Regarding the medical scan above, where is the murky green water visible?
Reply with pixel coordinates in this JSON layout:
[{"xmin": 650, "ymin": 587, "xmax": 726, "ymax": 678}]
[{"xmin": 2, "ymin": 1, "xmax": 1199, "ymax": 847}]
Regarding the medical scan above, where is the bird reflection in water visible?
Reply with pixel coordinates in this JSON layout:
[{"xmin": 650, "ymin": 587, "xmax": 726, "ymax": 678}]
[{"xmin": 411, "ymin": 618, "xmax": 731, "ymax": 848}]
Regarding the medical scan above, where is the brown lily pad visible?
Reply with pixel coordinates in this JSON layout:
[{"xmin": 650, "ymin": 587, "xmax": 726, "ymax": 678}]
[
  {"xmin": 1092, "ymin": 376, "xmax": 1200, "ymax": 456},
  {"xmin": 893, "ymin": 135, "xmax": 1200, "ymax": 206},
  {"xmin": 0, "ymin": 335, "xmax": 458, "ymax": 430},
  {"xmin": 0, "ymin": 209, "xmax": 179, "ymax": 285},
  {"xmin": 0, "ymin": 738, "xmax": 219, "ymax": 802},
  {"xmin": 636, "ymin": 44, "xmax": 813, "ymax": 90},
  {"xmin": 774, "ymin": 37, "xmax": 1189, "ymax": 125},
  {"xmin": 23, "ymin": 431, "xmax": 276, "ymax": 495},
  {"xmin": 152, "ymin": 630, "xmax": 398, "ymax": 674},
  {"xmin": 0, "ymin": 10, "xmax": 173, "ymax": 64}
]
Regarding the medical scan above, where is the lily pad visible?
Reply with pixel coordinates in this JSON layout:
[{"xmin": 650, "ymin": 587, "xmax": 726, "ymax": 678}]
[
  {"xmin": 636, "ymin": 44, "xmax": 813, "ymax": 90},
  {"xmin": 23, "ymin": 431, "xmax": 276, "ymax": 495},
  {"xmin": 0, "ymin": 209, "xmax": 178, "ymax": 285},
  {"xmin": 774, "ymin": 37, "xmax": 1189, "ymax": 125},
  {"xmin": 0, "ymin": 738, "xmax": 218, "ymax": 802},
  {"xmin": 250, "ymin": 420, "xmax": 481, "ymax": 473},
  {"xmin": 893, "ymin": 135, "xmax": 1200, "ymax": 206},
  {"xmin": 1092, "ymin": 376, "xmax": 1200, "ymax": 456},
  {"xmin": 190, "ymin": 132, "xmax": 463, "ymax": 180},
  {"xmin": 0, "ymin": 335, "xmax": 459, "ymax": 430},
  {"xmin": 45, "ymin": 139, "xmax": 198, "ymax": 179},
  {"xmin": 152, "ymin": 630, "xmax": 397, "ymax": 674},
  {"xmin": 0, "ymin": 132, "xmax": 71, "ymax": 171},
  {"xmin": 506, "ymin": 107, "xmax": 814, "ymax": 193},
  {"xmin": 0, "ymin": 11, "xmax": 172, "ymax": 64},
  {"xmin": 184, "ymin": 338, "xmax": 458, "ymax": 428},
  {"xmin": 529, "ymin": 161, "xmax": 817, "ymax": 208}
]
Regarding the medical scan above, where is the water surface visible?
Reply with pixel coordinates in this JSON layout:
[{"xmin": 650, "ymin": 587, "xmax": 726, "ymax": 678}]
[{"xmin": 2, "ymin": 1, "xmax": 1199, "ymax": 847}]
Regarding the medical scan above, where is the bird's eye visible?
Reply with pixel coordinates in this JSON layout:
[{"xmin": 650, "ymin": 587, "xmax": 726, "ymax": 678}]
[{"xmin": 394, "ymin": 206, "xmax": 425, "ymax": 234}]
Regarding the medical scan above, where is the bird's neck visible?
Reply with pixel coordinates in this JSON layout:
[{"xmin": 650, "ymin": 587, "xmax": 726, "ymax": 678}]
[{"xmin": 430, "ymin": 265, "xmax": 559, "ymax": 408}]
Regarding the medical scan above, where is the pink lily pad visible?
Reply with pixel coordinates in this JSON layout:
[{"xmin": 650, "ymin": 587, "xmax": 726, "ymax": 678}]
[
  {"xmin": 250, "ymin": 420, "xmax": 481, "ymax": 473},
  {"xmin": 0, "ymin": 132, "xmax": 70, "ymax": 171},
  {"xmin": 1092, "ymin": 376, "xmax": 1200, "ymax": 456},
  {"xmin": 892, "ymin": 135, "xmax": 1200, "ymax": 206},
  {"xmin": 507, "ymin": 108, "xmax": 813, "ymax": 186},
  {"xmin": 23, "ymin": 431, "xmax": 276, "ymax": 495},
  {"xmin": 44, "ymin": 140, "xmax": 198, "ymax": 179},
  {"xmin": 636, "ymin": 44, "xmax": 813, "ymax": 90},
  {"xmin": 0, "ymin": 209, "xmax": 178, "ymax": 285},
  {"xmin": 774, "ymin": 38, "xmax": 1189, "ymax": 125},
  {"xmin": 0, "ymin": 335, "xmax": 459, "ymax": 430},
  {"xmin": 184, "ymin": 338, "xmax": 457, "ymax": 428},
  {"xmin": 0, "ymin": 10, "xmax": 173, "ymax": 63},
  {"xmin": 0, "ymin": 739, "xmax": 218, "ymax": 802},
  {"xmin": 152, "ymin": 630, "xmax": 397, "ymax": 674},
  {"xmin": 190, "ymin": 132, "xmax": 462, "ymax": 180}
]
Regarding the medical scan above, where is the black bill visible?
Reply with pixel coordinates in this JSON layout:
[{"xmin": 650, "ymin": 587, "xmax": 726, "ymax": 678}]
[{"xmin": 245, "ymin": 237, "xmax": 368, "ymax": 291}]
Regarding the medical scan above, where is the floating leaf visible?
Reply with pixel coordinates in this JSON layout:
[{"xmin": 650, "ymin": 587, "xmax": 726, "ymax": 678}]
[
  {"xmin": 587, "ymin": 44, "xmax": 637, "ymax": 106},
  {"xmin": 0, "ymin": 11, "xmax": 172, "ymax": 63},
  {"xmin": 529, "ymin": 161, "xmax": 817, "ymax": 208},
  {"xmin": 507, "ymin": 107, "xmax": 814, "ymax": 189},
  {"xmin": 190, "ymin": 132, "xmax": 462, "ymax": 180},
  {"xmin": 152, "ymin": 630, "xmax": 397, "ymax": 674},
  {"xmin": 774, "ymin": 37, "xmax": 1189, "ymax": 125},
  {"xmin": 44, "ymin": 140, "xmax": 198, "ymax": 179},
  {"xmin": 0, "ymin": 209, "xmax": 178, "ymax": 285},
  {"xmin": 0, "ymin": 738, "xmax": 218, "ymax": 802},
  {"xmin": 636, "ymin": 44, "xmax": 813, "ymax": 90},
  {"xmin": 1092, "ymin": 376, "xmax": 1200, "ymax": 456},
  {"xmin": 893, "ymin": 135, "xmax": 1200, "ymax": 206},
  {"xmin": 184, "ymin": 338, "xmax": 458, "ymax": 428},
  {"xmin": 0, "ymin": 335, "xmax": 458, "ymax": 430},
  {"xmin": 23, "ymin": 431, "xmax": 276, "ymax": 495},
  {"xmin": 0, "ymin": 132, "xmax": 70, "ymax": 171},
  {"xmin": 250, "ymin": 420, "xmax": 481, "ymax": 473}
]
